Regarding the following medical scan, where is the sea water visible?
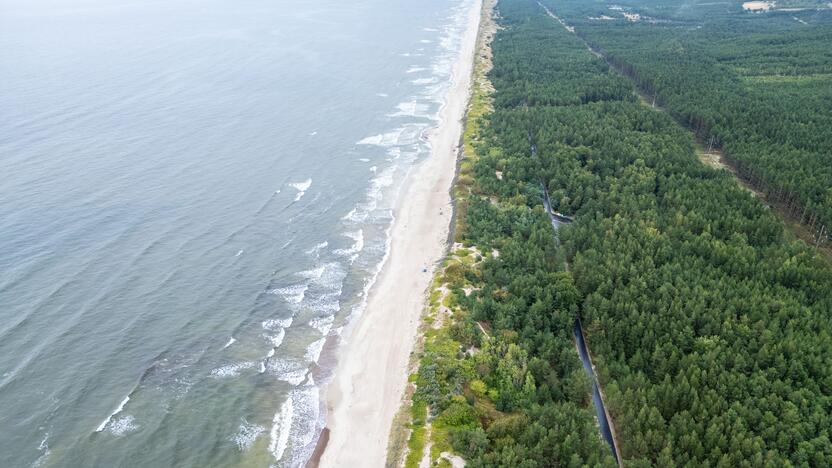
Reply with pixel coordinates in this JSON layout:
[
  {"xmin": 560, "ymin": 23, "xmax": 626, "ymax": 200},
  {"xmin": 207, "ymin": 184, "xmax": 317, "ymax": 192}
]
[{"xmin": 0, "ymin": 0, "xmax": 478, "ymax": 465}]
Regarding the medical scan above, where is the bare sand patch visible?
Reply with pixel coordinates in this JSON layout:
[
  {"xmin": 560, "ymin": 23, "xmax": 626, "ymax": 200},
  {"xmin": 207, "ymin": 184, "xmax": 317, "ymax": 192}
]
[{"xmin": 317, "ymin": 1, "xmax": 483, "ymax": 466}]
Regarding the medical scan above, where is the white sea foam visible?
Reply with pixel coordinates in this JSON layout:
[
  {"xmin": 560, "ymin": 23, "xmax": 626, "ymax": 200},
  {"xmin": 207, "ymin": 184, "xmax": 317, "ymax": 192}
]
[
  {"xmin": 107, "ymin": 415, "xmax": 137, "ymax": 436},
  {"xmin": 288, "ymin": 178, "xmax": 312, "ymax": 201},
  {"xmin": 262, "ymin": 318, "xmax": 293, "ymax": 331},
  {"xmin": 342, "ymin": 207, "xmax": 368, "ymax": 223},
  {"xmin": 308, "ymin": 315, "xmax": 335, "ymax": 336},
  {"xmin": 267, "ymin": 283, "xmax": 307, "ymax": 304},
  {"xmin": 389, "ymin": 101, "xmax": 431, "ymax": 118},
  {"xmin": 357, "ymin": 134, "xmax": 383, "ymax": 146},
  {"xmin": 369, "ymin": 165, "xmax": 377, "ymax": 173},
  {"xmin": 268, "ymin": 359, "xmax": 308, "ymax": 385},
  {"xmin": 420, "ymin": 39, "xmax": 432, "ymax": 43},
  {"xmin": 259, "ymin": 362, "xmax": 266, "ymax": 374},
  {"xmin": 344, "ymin": 165, "xmax": 396, "ymax": 220},
  {"xmin": 210, "ymin": 361, "xmax": 255, "ymax": 378},
  {"xmin": 412, "ymin": 77, "xmax": 438, "ymax": 85},
  {"xmin": 304, "ymin": 292, "xmax": 342, "ymax": 315},
  {"xmin": 37, "ymin": 433, "xmax": 49, "ymax": 451},
  {"xmin": 334, "ymin": 230, "xmax": 364, "ymax": 261},
  {"xmin": 406, "ymin": 66, "xmax": 428, "ymax": 73},
  {"xmin": 223, "ymin": 337, "xmax": 237, "ymax": 349},
  {"xmin": 296, "ymin": 265, "xmax": 325, "ymax": 280},
  {"xmin": 304, "ymin": 338, "xmax": 326, "ymax": 362},
  {"xmin": 309, "ymin": 131, "xmax": 317, "ymax": 136},
  {"xmin": 387, "ymin": 147, "xmax": 403, "ymax": 160},
  {"xmin": 235, "ymin": 249, "xmax": 244, "ymax": 257},
  {"xmin": 287, "ymin": 386, "xmax": 320, "ymax": 465},
  {"xmin": 376, "ymin": 92, "xmax": 389, "ymax": 97},
  {"xmin": 266, "ymin": 348, "xmax": 276, "ymax": 358},
  {"xmin": 304, "ymin": 241, "xmax": 328, "ymax": 255},
  {"xmin": 358, "ymin": 158, "xmax": 370, "ymax": 162},
  {"xmin": 305, "ymin": 262, "xmax": 346, "ymax": 294},
  {"xmin": 96, "ymin": 395, "xmax": 130, "ymax": 432},
  {"xmin": 264, "ymin": 328, "xmax": 286, "ymax": 348},
  {"xmin": 233, "ymin": 419, "xmax": 265, "ymax": 451},
  {"xmin": 269, "ymin": 397, "xmax": 293, "ymax": 462},
  {"xmin": 357, "ymin": 127, "xmax": 405, "ymax": 147},
  {"xmin": 32, "ymin": 433, "xmax": 50, "ymax": 467}
]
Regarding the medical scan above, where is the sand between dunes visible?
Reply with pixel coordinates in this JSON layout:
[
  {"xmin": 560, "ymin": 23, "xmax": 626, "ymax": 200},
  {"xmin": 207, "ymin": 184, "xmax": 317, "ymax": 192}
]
[{"xmin": 318, "ymin": 1, "xmax": 483, "ymax": 466}]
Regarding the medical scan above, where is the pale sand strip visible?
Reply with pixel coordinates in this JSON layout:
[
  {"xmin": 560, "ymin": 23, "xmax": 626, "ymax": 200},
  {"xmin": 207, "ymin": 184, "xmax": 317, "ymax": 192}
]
[{"xmin": 318, "ymin": 1, "xmax": 483, "ymax": 466}]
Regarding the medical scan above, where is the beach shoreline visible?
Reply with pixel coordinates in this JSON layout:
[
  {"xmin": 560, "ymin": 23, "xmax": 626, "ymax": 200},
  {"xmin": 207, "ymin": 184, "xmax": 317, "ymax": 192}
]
[{"xmin": 315, "ymin": 1, "xmax": 483, "ymax": 466}]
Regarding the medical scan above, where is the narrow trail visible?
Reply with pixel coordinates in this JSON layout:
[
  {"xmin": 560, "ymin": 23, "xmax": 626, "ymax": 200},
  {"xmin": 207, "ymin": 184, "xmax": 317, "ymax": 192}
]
[{"xmin": 530, "ymin": 129, "xmax": 622, "ymax": 464}]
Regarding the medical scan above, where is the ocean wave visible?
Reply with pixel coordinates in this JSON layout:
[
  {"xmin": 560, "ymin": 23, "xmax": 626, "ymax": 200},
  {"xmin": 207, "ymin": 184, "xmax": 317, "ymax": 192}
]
[
  {"xmin": 304, "ymin": 338, "xmax": 326, "ymax": 362},
  {"xmin": 406, "ymin": 66, "xmax": 428, "ymax": 73},
  {"xmin": 440, "ymin": 35, "xmax": 454, "ymax": 51},
  {"xmin": 411, "ymin": 77, "xmax": 438, "ymax": 85},
  {"xmin": 356, "ymin": 127, "xmax": 405, "ymax": 147},
  {"xmin": 308, "ymin": 315, "xmax": 335, "ymax": 336},
  {"xmin": 210, "ymin": 361, "xmax": 255, "ymax": 378},
  {"xmin": 267, "ymin": 283, "xmax": 308, "ymax": 304},
  {"xmin": 342, "ymin": 207, "xmax": 368, "ymax": 224},
  {"xmin": 387, "ymin": 147, "xmax": 402, "ymax": 160},
  {"xmin": 333, "ymin": 230, "xmax": 364, "ymax": 260},
  {"xmin": 269, "ymin": 397, "xmax": 293, "ymax": 462},
  {"xmin": 288, "ymin": 386, "xmax": 321, "ymax": 466},
  {"xmin": 296, "ymin": 265, "xmax": 325, "ymax": 280},
  {"xmin": 107, "ymin": 415, "xmax": 138, "ymax": 437},
  {"xmin": 267, "ymin": 359, "xmax": 308, "ymax": 385},
  {"xmin": 262, "ymin": 318, "xmax": 293, "ymax": 331},
  {"xmin": 288, "ymin": 178, "xmax": 312, "ymax": 201},
  {"xmin": 308, "ymin": 262, "xmax": 345, "ymax": 290},
  {"xmin": 233, "ymin": 419, "xmax": 265, "ymax": 451},
  {"xmin": 95, "ymin": 395, "xmax": 130, "ymax": 432},
  {"xmin": 392, "ymin": 101, "xmax": 434, "ymax": 119},
  {"xmin": 303, "ymin": 291, "xmax": 342, "ymax": 315},
  {"xmin": 412, "ymin": 77, "xmax": 438, "ymax": 85},
  {"xmin": 304, "ymin": 241, "xmax": 328, "ymax": 255},
  {"xmin": 32, "ymin": 433, "xmax": 50, "ymax": 467},
  {"xmin": 264, "ymin": 328, "xmax": 286, "ymax": 348},
  {"xmin": 222, "ymin": 337, "xmax": 237, "ymax": 349}
]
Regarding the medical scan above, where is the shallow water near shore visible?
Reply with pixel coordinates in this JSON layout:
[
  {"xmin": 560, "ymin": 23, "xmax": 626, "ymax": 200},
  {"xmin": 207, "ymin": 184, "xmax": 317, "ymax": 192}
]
[{"xmin": 0, "ymin": 0, "xmax": 477, "ymax": 465}]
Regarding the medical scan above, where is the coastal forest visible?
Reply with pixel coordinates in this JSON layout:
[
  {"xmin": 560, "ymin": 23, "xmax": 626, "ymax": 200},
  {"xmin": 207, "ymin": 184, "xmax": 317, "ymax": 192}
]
[
  {"xmin": 548, "ymin": 0, "xmax": 832, "ymax": 246},
  {"xmin": 396, "ymin": 0, "xmax": 832, "ymax": 466}
]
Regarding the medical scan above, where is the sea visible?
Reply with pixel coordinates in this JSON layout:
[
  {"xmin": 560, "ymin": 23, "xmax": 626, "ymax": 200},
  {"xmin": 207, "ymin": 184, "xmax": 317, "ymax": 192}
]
[{"xmin": 0, "ymin": 0, "xmax": 478, "ymax": 465}]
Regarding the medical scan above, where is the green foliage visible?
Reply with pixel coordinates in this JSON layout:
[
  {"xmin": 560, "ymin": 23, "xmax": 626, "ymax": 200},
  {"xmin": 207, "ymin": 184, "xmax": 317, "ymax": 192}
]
[
  {"xmin": 541, "ymin": 0, "xmax": 832, "ymax": 244},
  {"xmin": 404, "ymin": 400, "xmax": 429, "ymax": 468},
  {"xmin": 405, "ymin": 0, "xmax": 832, "ymax": 465},
  {"xmin": 476, "ymin": 0, "xmax": 832, "ymax": 465}
]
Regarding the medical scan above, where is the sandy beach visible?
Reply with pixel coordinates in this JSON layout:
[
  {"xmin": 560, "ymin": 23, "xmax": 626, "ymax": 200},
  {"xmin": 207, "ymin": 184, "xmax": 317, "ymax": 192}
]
[{"xmin": 317, "ymin": 1, "xmax": 483, "ymax": 466}]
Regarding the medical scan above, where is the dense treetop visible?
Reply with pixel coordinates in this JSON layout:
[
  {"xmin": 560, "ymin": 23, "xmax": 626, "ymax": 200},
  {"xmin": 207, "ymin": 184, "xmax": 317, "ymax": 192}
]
[{"xmin": 402, "ymin": 1, "xmax": 832, "ymax": 466}]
